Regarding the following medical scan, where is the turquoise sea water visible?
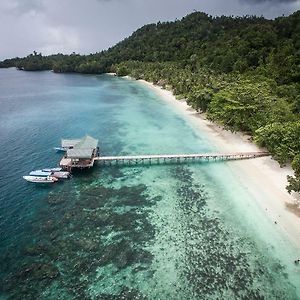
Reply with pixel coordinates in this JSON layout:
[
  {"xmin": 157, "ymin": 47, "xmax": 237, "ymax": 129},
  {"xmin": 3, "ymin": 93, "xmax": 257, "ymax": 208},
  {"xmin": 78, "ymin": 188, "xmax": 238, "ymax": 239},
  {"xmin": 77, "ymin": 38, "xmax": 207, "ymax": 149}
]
[{"xmin": 0, "ymin": 68, "xmax": 300, "ymax": 299}]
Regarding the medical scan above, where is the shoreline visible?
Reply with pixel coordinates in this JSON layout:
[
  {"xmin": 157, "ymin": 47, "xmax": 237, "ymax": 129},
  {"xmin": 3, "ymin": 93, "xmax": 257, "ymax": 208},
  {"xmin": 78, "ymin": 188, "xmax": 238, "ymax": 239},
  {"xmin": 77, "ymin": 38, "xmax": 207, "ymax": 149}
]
[{"xmin": 138, "ymin": 79, "xmax": 300, "ymax": 251}]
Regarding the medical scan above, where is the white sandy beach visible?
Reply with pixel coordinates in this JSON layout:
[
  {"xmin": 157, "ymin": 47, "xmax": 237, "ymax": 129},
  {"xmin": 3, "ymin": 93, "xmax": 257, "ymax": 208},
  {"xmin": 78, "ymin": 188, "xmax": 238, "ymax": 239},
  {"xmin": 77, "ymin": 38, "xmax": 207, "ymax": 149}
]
[{"xmin": 139, "ymin": 79, "xmax": 300, "ymax": 251}]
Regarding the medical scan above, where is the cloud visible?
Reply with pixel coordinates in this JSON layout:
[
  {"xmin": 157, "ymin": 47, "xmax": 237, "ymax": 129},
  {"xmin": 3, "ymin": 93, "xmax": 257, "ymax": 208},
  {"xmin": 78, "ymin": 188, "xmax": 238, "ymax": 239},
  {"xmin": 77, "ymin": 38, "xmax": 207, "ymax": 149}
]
[
  {"xmin": 238, "ymin": 0, "xmax": 300, "ymax": 17},
  {"xmin": 1, "ymin": 0, "xmax": 45, "ymax": 16},
  {"xmin": 242, "ymin": 0, "xmax": 298, "ymax": 2},
  {"xmin": 0, "ymin": 0, "xmax": 299, "ymax": 60}
]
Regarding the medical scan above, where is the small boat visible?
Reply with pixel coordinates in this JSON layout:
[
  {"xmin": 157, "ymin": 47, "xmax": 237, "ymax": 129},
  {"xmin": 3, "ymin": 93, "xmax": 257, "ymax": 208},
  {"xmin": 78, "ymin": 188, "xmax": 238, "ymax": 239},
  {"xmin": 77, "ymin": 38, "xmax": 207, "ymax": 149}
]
[
  {"xmin": 52, "ymin": 171, "xmax": 70, "ymax": 179},
  {"xmin": 42, "ymin": 167, "xmax": 63, "ymax": 172},
  {"xmin": 29, "ymin": 170, "xmax": 52, "ymax": 177},
  {"xmin": 30, "ymin": 169, "xmax": 71, "ymax": 179},
  {"xmin": 23, "ymin": 176, "xmax": 58, "ymax": 183},
  {"xmin": 54, "ymin": 147, "xmax": 67, "ymax": 152}
]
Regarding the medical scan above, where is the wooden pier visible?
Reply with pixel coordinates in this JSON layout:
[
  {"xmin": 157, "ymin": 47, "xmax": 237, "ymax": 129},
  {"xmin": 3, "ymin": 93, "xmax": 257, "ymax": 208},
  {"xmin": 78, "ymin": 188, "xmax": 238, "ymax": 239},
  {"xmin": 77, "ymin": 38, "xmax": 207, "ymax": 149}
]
[
  {"xmin": 57, "ymin": 135, "xmax": 270, "ymax": 170},
  {"xmin": 94, "ymin": 151, "xmax": 270, "ymax": 166}
]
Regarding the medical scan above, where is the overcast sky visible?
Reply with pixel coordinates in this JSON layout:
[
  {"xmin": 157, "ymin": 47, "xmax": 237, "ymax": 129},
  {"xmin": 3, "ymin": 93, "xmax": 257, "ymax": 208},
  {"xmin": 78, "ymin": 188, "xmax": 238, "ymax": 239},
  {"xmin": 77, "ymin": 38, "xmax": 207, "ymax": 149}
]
[{"xmin": 0, "ymin": 0, "xmax": 299, "ymax": 60}]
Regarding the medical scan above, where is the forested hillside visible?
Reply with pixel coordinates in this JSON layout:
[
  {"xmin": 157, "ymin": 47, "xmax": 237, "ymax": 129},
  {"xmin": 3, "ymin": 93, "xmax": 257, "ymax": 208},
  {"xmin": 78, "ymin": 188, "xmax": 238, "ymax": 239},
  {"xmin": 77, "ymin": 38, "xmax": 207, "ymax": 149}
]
[{"xmin": 1, "ymin": 11, "xmax": 300, "ymax": 192}]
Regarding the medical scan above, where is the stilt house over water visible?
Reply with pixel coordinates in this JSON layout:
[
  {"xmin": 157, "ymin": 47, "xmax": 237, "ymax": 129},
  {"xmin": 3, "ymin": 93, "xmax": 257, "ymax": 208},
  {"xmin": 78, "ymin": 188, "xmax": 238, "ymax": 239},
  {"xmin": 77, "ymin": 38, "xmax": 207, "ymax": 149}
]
[{"xmin": 60, "ymin": 135, "xmax": 99, "ymax": 170}]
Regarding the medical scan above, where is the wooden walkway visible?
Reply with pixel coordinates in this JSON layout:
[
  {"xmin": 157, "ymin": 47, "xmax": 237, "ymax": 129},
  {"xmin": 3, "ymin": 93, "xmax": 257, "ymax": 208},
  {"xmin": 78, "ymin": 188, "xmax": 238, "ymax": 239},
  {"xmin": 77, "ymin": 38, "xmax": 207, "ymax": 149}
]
[{"xmin": 94, "ymin": 151, "xmax": 270, "ymax": 166}]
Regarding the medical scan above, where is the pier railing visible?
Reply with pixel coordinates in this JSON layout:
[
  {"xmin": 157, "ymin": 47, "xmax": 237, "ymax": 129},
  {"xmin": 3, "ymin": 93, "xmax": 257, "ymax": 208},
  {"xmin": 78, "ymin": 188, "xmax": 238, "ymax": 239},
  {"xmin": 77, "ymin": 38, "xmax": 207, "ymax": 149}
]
[{"xmin": 94, "ymin": 151, "xmax": 270, "ymax": 166}]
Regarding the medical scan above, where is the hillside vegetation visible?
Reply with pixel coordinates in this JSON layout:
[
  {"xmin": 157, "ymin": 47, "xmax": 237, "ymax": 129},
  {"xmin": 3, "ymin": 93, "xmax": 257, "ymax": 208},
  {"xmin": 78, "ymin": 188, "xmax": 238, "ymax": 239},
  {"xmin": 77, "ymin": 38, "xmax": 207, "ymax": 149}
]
[{"xmin": 1, "ymin": 11, "xmax": 300, "ymax": 192}]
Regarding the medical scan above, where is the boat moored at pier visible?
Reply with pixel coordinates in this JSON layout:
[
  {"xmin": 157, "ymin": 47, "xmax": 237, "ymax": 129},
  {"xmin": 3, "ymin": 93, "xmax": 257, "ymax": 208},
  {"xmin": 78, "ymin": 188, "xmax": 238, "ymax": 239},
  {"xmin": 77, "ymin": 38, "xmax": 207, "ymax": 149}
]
[
  {"xmin": 23, "ymin": 175, "xmax": 58, "ymax": 183},
  {"xmin": 29, "ymin": 170, "xmax": 71, "ymax": 179}
]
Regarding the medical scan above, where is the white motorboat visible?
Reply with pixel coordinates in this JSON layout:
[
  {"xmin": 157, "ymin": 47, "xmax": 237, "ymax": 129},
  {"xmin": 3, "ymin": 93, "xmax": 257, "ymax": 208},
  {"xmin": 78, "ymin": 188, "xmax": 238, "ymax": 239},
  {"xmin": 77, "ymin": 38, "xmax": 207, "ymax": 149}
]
[
  {"xmin": 42, "ymin": 167, "xmax": 63, "ymax": 172},
  {"xmin": 29, "ymin": 169, "xmax": 71, "ymax": 179},
  {"xmin": 51, "ymin": 171, "xmax": 70, "ymax": 179},
  {"xmin": 41, "ymin": 168, "xmax": 71, "ymax": 179},
  {"xmin": 23, "ymin": 176, "xmax": 58, "ymax": 183}
]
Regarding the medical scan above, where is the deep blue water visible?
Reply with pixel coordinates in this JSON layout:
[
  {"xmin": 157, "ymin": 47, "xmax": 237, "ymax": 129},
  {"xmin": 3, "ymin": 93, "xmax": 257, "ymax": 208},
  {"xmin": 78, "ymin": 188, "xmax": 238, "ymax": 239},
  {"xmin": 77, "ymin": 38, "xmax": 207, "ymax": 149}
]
[
  {"xmin": 0, "ymin": 70, "xmax": 122, "ymax": 243},
  {"xmin": 0, "ymin": 68, "xmax": 299, "ymax": 299}
]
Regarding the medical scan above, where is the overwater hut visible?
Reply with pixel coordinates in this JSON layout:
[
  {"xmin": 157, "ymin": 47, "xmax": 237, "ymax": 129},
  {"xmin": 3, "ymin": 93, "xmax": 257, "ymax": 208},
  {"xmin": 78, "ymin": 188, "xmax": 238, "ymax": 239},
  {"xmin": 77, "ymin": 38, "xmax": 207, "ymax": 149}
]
[{"xmin": 60, "ymin": 135, "xmax": 99, "ymax": 170}]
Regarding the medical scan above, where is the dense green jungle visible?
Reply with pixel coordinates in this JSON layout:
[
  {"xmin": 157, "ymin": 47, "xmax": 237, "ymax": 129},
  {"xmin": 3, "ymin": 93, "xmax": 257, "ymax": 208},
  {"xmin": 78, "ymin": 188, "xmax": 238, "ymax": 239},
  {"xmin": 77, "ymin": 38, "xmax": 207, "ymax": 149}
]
[{"xmin": 1, "ymin": 11, "xmax": 300, "ymax": 192}]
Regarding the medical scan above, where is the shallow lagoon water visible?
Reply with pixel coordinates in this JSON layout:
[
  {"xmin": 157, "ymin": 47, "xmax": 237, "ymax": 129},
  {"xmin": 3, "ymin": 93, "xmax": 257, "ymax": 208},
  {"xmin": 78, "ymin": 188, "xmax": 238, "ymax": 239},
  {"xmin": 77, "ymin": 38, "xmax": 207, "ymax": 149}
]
[{"xmin": 0, "ymin": 69, "xmax": 299, "ymax": 299}]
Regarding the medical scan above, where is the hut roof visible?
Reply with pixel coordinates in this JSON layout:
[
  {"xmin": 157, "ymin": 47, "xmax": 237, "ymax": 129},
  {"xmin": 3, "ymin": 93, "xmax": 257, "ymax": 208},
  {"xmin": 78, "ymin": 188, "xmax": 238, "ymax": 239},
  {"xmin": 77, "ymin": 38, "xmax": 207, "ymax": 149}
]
[
  {"xmin": 73, "ymin": 135, "xmax": 98, "ymax": 150},
  {"xmin": 65, "ymin": 135, "xmax": 99, "ymax": 159},
  {"xmin": 67, "ymin": 149, "xmax": 94, "ymax": 159},
  {"xmin": 61, "ymin": 139, "xmax": 81, "ymax": 148}
]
